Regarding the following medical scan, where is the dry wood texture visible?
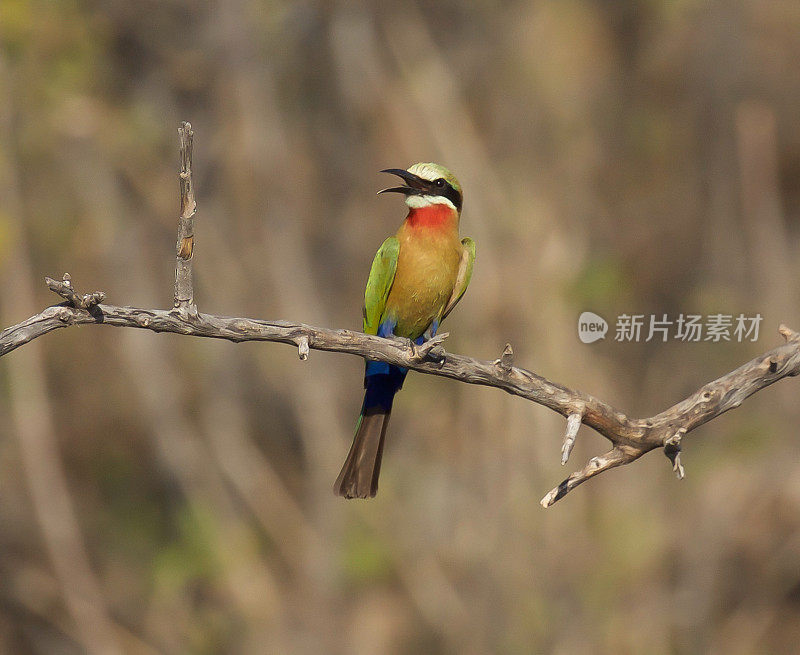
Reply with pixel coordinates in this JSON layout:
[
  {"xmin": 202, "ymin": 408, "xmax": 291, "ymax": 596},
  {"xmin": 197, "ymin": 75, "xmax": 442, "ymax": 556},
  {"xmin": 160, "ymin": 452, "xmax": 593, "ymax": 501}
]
[{"xmin": 0, "ymin": 273, "xmax": 796, "ymax": 506}]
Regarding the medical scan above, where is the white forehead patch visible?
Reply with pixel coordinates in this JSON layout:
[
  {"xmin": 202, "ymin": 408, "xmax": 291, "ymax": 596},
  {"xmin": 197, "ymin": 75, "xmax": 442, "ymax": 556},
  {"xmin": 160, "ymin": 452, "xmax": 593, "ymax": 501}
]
[
  {"xmin": 405, "ymin": 195, "xmax": 457, "ymax": 211},
  {"xmin": 406, "ymin": 163, "xmax": 444, "ymax": 182}
]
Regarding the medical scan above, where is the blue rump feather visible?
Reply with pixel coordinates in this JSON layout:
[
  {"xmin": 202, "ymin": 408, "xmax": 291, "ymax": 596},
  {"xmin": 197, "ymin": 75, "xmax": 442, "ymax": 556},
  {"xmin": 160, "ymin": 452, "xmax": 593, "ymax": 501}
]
[{"xmin": 361, "ymin": 316, "xmax": 436, "ymax": 412}]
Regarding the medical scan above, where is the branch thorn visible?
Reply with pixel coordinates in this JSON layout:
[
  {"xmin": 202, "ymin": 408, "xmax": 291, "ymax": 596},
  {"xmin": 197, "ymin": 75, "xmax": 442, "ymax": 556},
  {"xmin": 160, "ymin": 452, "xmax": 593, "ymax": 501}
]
[
  {"xmin": 779, "ymin": 324, "xmax": 799, "ymax": 342},
  {"xmin": 664, "ymin": 428, "xmax": 686, "ymax": 480},
  {"xmin": 494, "ymin": 343, "xmax": 514, "ymax": 370},
  {"xmin": 561, "ymin": 411, "xmax": 583, "ymax": 465},
  {"xmin": 297, "ymin": 336, "xmax": 310, "ymax": 361}
]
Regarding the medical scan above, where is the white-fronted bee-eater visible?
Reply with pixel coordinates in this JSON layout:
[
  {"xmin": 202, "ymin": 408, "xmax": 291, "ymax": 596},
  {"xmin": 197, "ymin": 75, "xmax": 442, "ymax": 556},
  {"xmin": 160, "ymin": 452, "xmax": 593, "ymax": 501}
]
[{"xmin": 334, "ymin": 163, "xmax": 476, "ymax": 499}]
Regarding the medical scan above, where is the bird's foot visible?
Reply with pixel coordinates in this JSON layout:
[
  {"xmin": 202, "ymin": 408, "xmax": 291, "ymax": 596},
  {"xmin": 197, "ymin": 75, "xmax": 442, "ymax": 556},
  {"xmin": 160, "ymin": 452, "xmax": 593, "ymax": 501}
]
[{"xmin": 409, "ymin": 332, "xmax": 449, "ymax": 365}]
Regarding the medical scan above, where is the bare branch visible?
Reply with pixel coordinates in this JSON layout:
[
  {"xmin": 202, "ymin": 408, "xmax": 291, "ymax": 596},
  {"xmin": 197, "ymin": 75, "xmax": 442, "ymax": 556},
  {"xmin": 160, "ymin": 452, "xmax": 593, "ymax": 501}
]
[
  {"xmin": 45, "ymin": 273, "xmax": 105, "ymax": 309},
  {"xmin": 174, "ymin": 121, "xmax": 197, "ymax": 313},
  {"xmin": 3, "ymin": 275, "xmax": 800, "ymax": 506},
  {"xmin": 540, "ymin": 447, "xmax": 637, "ymax": 508}
]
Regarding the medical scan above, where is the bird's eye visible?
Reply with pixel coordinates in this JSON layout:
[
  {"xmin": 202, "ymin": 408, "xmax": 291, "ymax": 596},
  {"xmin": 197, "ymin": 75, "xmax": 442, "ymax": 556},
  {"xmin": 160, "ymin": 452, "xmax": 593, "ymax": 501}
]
[{"xmin": 434, "ymin": 178, "xmax": 445, "ymax": 188}]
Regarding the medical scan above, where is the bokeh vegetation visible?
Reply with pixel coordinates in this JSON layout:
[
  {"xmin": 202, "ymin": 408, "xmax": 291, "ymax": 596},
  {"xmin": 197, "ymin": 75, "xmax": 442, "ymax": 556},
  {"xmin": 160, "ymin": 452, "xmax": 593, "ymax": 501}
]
[{"xmin": 1, "ymin": 1, "xmax": 800, "ymax": 653}]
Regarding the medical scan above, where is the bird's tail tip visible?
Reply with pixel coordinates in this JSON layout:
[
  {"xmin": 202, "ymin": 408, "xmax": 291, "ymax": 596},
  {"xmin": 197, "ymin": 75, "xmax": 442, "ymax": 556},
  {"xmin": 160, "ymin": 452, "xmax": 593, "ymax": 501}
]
[
  {"xmin": 332, "ymin": 483, "xmax": 377, "ymax": 500},
  {"xmin": 333, "ymin": 410, "xmax": 390, "ymax": 500}
]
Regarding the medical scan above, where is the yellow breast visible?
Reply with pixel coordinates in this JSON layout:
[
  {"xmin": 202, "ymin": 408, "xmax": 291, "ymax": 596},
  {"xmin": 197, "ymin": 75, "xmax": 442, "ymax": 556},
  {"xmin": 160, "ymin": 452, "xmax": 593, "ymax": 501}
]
[{"xmin": 384, "ymin": 223, "xmax": 463, "ymax": 339}]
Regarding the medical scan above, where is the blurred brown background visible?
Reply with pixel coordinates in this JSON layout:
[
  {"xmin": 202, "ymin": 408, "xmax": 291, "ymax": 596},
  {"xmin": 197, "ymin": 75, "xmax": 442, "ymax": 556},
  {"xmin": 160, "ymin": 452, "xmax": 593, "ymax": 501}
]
[{"xmin": 2, "ymin": 1, "xmax": 800, "ymax": 653}]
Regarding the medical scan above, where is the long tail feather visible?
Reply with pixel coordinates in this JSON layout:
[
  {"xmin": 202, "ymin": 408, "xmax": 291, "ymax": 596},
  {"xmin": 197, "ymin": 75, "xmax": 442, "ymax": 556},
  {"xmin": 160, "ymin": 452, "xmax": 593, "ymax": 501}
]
[
  {"xmin": 334, "ymin": 364, "xmax": 406, "ymax": 499},
  {"xmin": 333, "ymin": 408, "xmax": 391, "ymax": 499}
]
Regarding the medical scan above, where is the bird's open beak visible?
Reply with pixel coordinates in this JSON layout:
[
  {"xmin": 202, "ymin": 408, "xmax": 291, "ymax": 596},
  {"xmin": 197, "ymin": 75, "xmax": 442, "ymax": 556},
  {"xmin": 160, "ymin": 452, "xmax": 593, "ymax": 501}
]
[{"xmin": 377, "ymin": 168, "xmax": 428, "ymax": 196}]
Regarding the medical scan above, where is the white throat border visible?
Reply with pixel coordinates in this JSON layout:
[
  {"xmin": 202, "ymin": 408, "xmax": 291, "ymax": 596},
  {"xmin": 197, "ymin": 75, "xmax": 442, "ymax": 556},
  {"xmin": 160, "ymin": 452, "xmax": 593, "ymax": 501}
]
[{"xmin": 405, "ymin": 195, "xmax": 457, "ymax": 211}]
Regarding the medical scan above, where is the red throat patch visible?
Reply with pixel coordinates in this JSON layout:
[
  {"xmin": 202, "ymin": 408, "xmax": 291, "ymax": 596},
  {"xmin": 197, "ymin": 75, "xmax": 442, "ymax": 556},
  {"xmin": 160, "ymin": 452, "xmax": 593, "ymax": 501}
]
[{"xmin": 406, "ymin": 203, "xmax": 458, "ymax": 230}]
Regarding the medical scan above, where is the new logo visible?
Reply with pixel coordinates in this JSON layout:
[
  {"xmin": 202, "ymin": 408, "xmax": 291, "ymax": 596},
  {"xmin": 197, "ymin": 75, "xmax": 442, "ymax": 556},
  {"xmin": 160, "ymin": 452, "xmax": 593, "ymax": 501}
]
[{"xmin": 578, "ymin": 312, "xmax": 608, "ymax": 344}]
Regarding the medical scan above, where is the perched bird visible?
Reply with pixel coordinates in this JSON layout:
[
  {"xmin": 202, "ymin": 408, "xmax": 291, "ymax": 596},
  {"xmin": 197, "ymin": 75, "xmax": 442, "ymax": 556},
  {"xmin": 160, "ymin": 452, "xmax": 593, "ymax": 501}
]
[{"xmin": 334, "ymin": 163, "xmax": 476, "ymax": 499}]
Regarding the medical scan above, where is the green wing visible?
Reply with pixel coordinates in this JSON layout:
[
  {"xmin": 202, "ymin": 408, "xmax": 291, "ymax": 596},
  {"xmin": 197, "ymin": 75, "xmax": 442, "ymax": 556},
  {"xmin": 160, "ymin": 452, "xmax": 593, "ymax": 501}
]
[
  {"xmin": 442, "ymin": 237, "xmax": 476, "ymax": 321},
  {"xmin": 363, "ymin": 236, "xmax": 400, "ymax": 335}
]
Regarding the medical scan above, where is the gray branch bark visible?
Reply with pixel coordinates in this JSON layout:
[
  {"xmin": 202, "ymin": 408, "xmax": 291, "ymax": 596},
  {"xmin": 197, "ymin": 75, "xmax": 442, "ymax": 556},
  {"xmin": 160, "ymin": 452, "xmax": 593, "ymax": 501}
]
[
  {"xmin": 174, "ymin": 121, "xmax": 196, "ymax": 312},
  {"xmin": 3, "ymin": 274, "xmax": 799, "ymax": 506}
]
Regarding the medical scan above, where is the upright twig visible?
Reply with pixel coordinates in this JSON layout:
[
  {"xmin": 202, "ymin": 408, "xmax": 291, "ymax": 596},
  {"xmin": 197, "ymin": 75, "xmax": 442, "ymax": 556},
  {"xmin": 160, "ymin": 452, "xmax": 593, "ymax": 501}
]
[{"xmin": 174, "ymin": 121, "xmax": 197, "ymax": 313}]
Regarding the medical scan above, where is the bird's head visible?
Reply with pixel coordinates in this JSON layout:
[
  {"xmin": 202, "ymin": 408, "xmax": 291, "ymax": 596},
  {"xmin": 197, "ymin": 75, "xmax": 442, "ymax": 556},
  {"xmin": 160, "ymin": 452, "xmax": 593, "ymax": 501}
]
[{"xmin": 378, "ymin": 163, "xmax": 462, "ymax": 213}]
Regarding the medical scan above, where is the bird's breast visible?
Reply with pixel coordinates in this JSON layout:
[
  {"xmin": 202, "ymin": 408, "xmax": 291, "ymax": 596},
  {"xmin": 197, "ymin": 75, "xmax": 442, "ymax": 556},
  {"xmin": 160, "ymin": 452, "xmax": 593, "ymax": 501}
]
[{"xmin": 384, "ymin": 221, "xmax": 462, "ymax": 339}]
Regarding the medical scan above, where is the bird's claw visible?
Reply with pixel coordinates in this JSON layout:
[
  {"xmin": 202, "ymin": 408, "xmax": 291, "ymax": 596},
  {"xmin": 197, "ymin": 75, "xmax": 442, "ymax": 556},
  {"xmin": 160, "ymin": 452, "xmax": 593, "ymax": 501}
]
[{"xmin": 409, "ymin": 333, "xmax": 449, "ymax": 364}]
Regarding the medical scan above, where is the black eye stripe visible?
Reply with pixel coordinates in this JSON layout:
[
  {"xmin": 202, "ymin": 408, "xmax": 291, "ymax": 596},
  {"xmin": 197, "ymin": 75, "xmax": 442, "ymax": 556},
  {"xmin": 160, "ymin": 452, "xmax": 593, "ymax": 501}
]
[
  {"xmin": 440, "ymin": 181, "xmax": 462, "ymax": 211},
  {"xmin": 417, "ymin": 174, "xmax": 462, "ymax": 210}
]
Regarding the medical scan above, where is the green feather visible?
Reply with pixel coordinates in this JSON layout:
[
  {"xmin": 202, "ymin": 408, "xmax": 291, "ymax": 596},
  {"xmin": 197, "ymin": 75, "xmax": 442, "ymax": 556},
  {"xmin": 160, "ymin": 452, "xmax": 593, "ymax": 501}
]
[
  {"xmin": 442, "ymin": 237, "xmax": 476, "ymax": 321},
  {"xmin": 363, "ymin": 236, "xmax": 399, "ymax": 335}
]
